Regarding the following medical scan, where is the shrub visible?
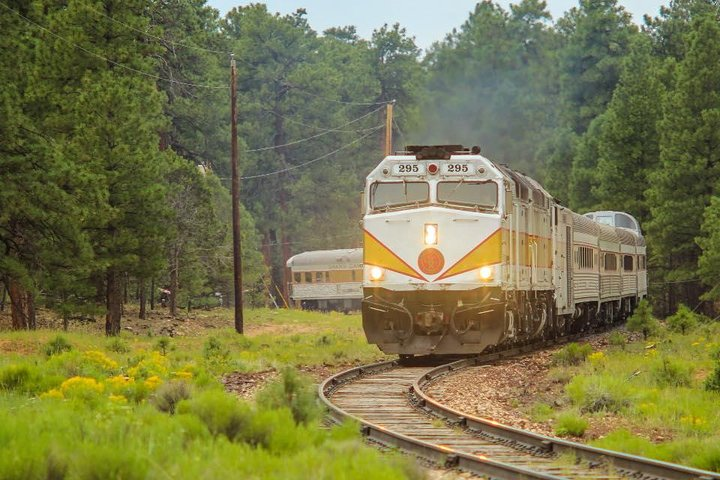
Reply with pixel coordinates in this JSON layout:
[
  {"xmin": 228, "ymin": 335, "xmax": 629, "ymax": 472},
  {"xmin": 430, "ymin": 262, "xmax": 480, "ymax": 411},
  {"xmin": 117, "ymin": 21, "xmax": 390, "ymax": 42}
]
[
  {"xmin": 529, "ymin": 403, "xmax": 554, "ymax": 422},
  {"xmin": 552, "ymin": 342, "xmax": 592, "ymax": 366},
  {"xmin": 705, "ymin": 360, "xmax": 720, "ymax": 392},
  {"xmin": 106, "ymin": 338, "xmax": 130, "ymax": 354},
  {"xmin": 627, "ymin": 300, "xmax": 659, "ymax": 340},
  {"xmin": 152, "ymin": 381, "xmax": 192, "ymax": 414},
  {"xmin": 554, "ymin": 412, "xmax": 588, "ymax": 437},
  {"xmin": 666, "ymin": 304, "xmax": 698, "ymax": 334},
  {"xmin": 651, "ymin": 357, "xmax": 693, "ymax": 388},
  {"xmin": 256, "ymin": 367, "xmax": 321, "ymax": 425},
  {"xmin": 154, "ymin": 337, "xmax": 172, "ymax": 356},
  {"xmin": 565, "ymin": 375, "xmax": 631, "ymax": 413},
  {"xmin": 203, "ymin": 337, "xmax": 230, "ymax": 373},
  {"xmin": 177, "ymin": 390, "xmax": 252, "ymax": 441},
  {"xmin": 0, "ymin": 365, "xmax": 31, "ymax": 392},
  {"xmin": 608, "ymin": 331, "xmax": 627, "ymax": 349},
  {"xmin": 45, "ymin": 336, "xmax": 72, "ymax": 357}
]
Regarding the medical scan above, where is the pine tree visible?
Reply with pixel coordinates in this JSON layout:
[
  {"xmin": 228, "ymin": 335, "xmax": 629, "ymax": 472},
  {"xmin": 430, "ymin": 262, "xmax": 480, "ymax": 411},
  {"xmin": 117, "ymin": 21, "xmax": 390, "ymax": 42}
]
[
  {"xmin": 593, "ymin": 36, "xmax": 664, "ymax": 224},
  {"xmin": 647, "ymin": 14, "xmax": 720, "ymax": 309}
]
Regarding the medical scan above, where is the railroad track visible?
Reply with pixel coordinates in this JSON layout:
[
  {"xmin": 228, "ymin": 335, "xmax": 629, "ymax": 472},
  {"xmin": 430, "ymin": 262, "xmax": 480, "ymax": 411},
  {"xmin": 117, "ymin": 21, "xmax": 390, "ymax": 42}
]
[{"xmin": 320, "ymin": 346, "xmax": 720, "ymax": 480}]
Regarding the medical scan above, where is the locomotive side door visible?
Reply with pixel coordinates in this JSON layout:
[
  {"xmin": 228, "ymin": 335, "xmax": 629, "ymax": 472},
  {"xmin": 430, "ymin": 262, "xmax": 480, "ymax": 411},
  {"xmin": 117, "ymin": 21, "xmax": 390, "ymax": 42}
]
[{"xmin": 553, "ymin": 206, "xmax": 573, "ymax": 316}]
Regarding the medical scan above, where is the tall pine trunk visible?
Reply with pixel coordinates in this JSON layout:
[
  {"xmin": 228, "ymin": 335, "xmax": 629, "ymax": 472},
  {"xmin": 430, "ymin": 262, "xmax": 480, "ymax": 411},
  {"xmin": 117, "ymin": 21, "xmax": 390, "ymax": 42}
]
[
  {"xmin": 169, "ymin": 251, "xmax": 179, "ymax": 317},
  {"xmin": 106, "ymin": 268, "xmax": 122, "ymax": 336},
  {"xmin": 139, "ymin": 278, "xmax": 146, "ymax": 319},
  {"xmin": 150, "ymin": 278, "xmax": 155, "ymax": 310},
  {"xmin": 8, "ymin": 279, "xmax": 34, "ymax": 330}
]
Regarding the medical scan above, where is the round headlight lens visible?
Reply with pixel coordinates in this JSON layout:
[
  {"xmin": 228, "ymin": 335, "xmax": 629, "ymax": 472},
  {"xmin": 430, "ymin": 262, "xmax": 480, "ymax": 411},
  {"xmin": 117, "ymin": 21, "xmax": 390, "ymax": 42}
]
[
  {"xmin": 479, "ymin": 266, "xmax": 493, "ymax": 280},
  {"xmin": 369, "ymin": 266, "xmax": 385, "ymax": 281}
]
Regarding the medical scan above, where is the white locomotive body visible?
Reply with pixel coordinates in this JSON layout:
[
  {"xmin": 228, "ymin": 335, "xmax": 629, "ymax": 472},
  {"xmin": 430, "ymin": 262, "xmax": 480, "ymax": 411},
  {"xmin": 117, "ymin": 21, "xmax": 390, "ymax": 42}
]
[{"xmin": 361, "ymin": 145, "xmax": 646, "ymax": 355}]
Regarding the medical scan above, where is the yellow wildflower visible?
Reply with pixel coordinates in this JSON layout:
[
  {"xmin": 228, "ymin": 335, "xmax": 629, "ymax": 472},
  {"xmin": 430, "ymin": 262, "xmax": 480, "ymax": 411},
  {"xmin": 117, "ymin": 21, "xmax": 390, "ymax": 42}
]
[
  {"xmin": 173, "ymin": 370, "xmax": 193, "ymax": 380},
  {"xmin": 144, "ymin": 375, "xmax": 162, "ymax": 390},
  {"xmin": 40, "ymin": 388, "xmax": 64, "ymax": 400},
  {"xmin": 108, "ymin": 394, "xmax": 128, "ymax": 404},
  {"xmin": 60, "ymin": 376, "xmax": 104, "ymax": 400},
  {"xmin": 83, "ymin": 350, "xmax": 119, "ymax": 371}
]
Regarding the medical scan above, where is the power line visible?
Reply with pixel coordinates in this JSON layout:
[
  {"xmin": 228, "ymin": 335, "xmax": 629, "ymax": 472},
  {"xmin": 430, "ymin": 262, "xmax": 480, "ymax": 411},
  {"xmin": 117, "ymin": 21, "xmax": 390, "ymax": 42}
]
[
  {"xmin": 262, "ymin": 108, "xmax": 382, "ymax": 134},
  {"xmin": 0, "ymin": 2, "xmax": 227, "ymax": 90},
  {"xmin": 291, "ymin": 85, "xmax": 390, "ymax": 106},
  {"xmin": 245, "ymin": 104, "xmax": 385, "ymax": 153},
  {"xmin": 223, "ymin": 125, "xmax": 381, "ymax": 180}
]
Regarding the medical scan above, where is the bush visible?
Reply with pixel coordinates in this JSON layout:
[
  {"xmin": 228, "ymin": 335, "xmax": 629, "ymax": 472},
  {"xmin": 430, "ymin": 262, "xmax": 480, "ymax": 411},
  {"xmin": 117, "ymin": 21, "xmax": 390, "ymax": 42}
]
[
  {"xmin": 45, "ymin": 336, "xmax": 72, "ymax": 357},
  {"xmin": 565, "ymin": 375, "xmax": 631, "ymax": 413},
  {"xmin": 552, "ymin": 343, "xmax": 592, "ymax": 366},
  {"xmin": 152, "ymin": 381, "xmax": 192, "ymax": 414},
  {"xmin": 0, "ymin": 365, "xmax": 32, "ymax": 392},
  {"xmin": 627, "ymin": 300, "xmax": 659, "ymax": 340},
  {"xmin": 705, "ymin": 360, "xmax": 720, "ymax": 392},
  {"xmin": 106, "ymin": 338, "xmax": 130, "ymax": 354},
  {"xmin": 177, "ymin": 390, "xmax": 252, "ymax": 441},
  {"xmin": 256, "ymin": 368, "xmax": 321, "ymax": 425},
  {"xmin": 666, "ymin": 304, "xmax": 698, "ymax": 334},
  {"xmin": 154, "ymin": 337, "xmax": 172, "ymax": 356},
  {"xmin": 608, "ymin": 331, "xmax": 627, "ymax": 349},
  {"xmin": 651, "ymin": 357, "xmax": 693, "ymax": 388},
  {"xmin": 554, "ymin": 412, "xmax": 588, "ymax": 437}
]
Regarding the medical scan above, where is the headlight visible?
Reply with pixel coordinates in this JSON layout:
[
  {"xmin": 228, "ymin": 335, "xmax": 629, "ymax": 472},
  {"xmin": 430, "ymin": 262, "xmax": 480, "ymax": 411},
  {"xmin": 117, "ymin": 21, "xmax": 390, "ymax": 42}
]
[
  {"xmin": 479, "ymin": 266, "xmax": 493, "ymax": 280},
  {"xmin": 369, "ymin": 266, "xmax": 385, "ymax": 281},
  {"xmin": 424, "ymin": 224, "xmax": 438, "ymax": 245}
]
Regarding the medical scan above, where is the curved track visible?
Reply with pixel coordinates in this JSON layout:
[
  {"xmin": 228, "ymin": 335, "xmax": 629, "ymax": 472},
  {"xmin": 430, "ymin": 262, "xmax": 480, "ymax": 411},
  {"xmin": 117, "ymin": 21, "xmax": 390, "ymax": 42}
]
[{"xmin": 320, "ymin": 351, "xmax": 720, "ymax": 480}]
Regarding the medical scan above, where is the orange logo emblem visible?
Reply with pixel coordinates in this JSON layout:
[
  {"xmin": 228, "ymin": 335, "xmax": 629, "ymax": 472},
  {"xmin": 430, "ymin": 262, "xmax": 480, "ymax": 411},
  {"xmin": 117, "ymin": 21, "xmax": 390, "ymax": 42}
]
[{"xmin": 418, "ymin": 248, "xmax": 445, "ymax": 275}]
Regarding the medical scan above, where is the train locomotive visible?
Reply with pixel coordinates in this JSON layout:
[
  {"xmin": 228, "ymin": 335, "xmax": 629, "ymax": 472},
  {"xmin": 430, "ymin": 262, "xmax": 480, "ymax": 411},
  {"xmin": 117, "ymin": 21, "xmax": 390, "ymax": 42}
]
[{"xmin": 361, "ymin": 145, "xmax": 647, "ymax": 356}]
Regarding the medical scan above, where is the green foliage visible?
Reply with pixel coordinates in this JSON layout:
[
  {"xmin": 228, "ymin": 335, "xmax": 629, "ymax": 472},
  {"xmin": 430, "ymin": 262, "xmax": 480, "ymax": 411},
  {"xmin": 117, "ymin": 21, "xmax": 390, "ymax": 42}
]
[
  {"xmin": 552, "ymin": 342, "xmax": 592, "ymax": 366},
  {"xmin": 626, "ymin": 300, "xmax": 659, "ymax": 340},
  {"xmin": 650, "ymin": 357, "xmax": 693, "ymax": 388},
  {"xmin": 705, "ymin": 359, "xmax": 720, "ymax": 392},
  {"xmin": 608, "ymin": 331, "xmax": 627, "ymax": 349},
  {"xmin": 155, "ymin": 337, "xmax": 172, "ymax": 356},
  {"xmin": 106, "ymin": 338, "xmax": 130, "ymax": 354},
  {"xmin": 554, "ymin": 412, "xmax": 588, "ymax": 437},
  {"xmin": 256, "ymin": 368, "xmax": 321, "ymax": 425},
  {"xmin": 565, "ymin": 374, "xmax": 632, "ymax": 413},
  {"xmin": 177, "ymin": 390, "xmax": 253, "ymax": 441},
  {"xmin": 0, "ymin": 365, "xmax": 31, "ymax": 392},
  {"xmin": 152, "ymin": 381, "xmax": 192, "ymax": 414},
  {"xmin": 666, "ymin": 304, "xmax": 699, "ymax": 334},
  {"xmin": 45, "ymin": 335, "xmax": 72, "ymax": 357}
]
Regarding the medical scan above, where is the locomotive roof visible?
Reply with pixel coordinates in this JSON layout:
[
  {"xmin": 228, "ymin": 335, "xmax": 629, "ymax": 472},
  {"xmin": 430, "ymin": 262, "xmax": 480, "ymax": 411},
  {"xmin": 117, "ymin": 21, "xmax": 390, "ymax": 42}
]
[{"xmin": 286, "ymin": 248, "xmax": 362, "ymax": 269}]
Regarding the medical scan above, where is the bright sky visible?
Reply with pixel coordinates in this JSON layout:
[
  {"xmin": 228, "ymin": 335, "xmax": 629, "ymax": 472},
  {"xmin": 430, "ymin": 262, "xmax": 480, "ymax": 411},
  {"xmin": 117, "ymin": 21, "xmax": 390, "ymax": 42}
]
[{"xmin": 207, "ymin": 0, "xmax": 668, "ymax": 51}]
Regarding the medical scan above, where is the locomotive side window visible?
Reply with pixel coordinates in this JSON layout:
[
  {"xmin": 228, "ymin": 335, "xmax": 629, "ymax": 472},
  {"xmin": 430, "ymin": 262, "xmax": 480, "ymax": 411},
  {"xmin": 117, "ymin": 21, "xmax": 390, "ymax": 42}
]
[
  {"xmin": 623, "ymin": 255, "xmax": 634, "ymax": 271},
  {"xmin": 596, "ymin": 215, "xmax": 613, "ymax": 226},
  {"xmin": 437, "ymin": 181, "xmax": 497, "ymax": 209},
  {"xmin": 604, "ymin": 253, "xmax": 618, "ymax": 271},
  {"xmin": 615, "ymin": 213, "xmax": 636, "ymax": 230},
  {"xmin": 370, "ymin": 182, "xmax": 429, "ymax": 210}
]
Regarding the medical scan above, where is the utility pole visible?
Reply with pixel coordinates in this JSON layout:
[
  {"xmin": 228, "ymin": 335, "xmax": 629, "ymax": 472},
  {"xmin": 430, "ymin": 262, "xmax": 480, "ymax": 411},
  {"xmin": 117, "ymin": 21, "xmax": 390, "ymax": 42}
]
[
  {"xmin": 384, "ymin": 100, "xmax": 395, "ymax": 157},
  {"xmin": 230, "ymin": 54, "xmax": 244, "ymax": 334}
]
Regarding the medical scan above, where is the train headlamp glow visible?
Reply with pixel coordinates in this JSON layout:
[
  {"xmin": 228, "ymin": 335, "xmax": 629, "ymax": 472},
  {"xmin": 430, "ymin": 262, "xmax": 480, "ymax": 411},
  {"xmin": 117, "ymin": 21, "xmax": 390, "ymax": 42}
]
[
  {"xmin": 479, "ymin": 266, "xmax": 493, "ymax": 281},
  {"xmin": 369, "ymin": 266, "xmax": 385, "ymax": 281},
  {"xmin": 424, "ymin": 224, "xmax": 438, "ymax": 245}
]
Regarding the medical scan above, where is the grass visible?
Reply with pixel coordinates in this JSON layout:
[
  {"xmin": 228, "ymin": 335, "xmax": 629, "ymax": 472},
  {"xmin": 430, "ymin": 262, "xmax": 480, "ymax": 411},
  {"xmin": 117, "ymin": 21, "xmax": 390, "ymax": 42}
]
[
  {"xmin": 535, "ymin": 315, "xmax": 720, "ymax": 472},
  {"xmin": 0, "ymin": 307, "xmax": 417, "ymax": 479}
]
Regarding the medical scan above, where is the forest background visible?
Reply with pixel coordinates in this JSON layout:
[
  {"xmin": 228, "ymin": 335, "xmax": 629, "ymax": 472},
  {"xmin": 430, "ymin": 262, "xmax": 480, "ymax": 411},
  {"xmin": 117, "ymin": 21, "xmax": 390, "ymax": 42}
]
[{"xmin": 2, "ymin": 0, "xmax": 720, "ymax": 333}]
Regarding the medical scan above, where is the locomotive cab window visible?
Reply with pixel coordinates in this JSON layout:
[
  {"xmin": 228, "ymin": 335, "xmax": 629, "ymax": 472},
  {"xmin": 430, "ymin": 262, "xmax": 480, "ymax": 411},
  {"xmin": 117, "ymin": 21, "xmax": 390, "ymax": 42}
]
[
  {"xmin": 623, "ymin": 255, "xmax": 634, "ymax": 272},
  {"xmin": 437, "ymin": 181, "xmax": 497, "ymax": 209},
  {"xmin": 370, "ymin": 182, "xmax": 429, "ymax": 210}
]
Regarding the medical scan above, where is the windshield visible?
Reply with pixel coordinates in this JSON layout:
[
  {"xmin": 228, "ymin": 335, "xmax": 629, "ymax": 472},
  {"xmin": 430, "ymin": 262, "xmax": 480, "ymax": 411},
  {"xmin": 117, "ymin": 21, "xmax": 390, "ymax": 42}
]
[
  {"xmin": 370, "ymin": 182, "xmax": 429, "ymax": 210},
  {"xmin": 437, "ymin": 181, "xmax": 497, "ymax": 209}
]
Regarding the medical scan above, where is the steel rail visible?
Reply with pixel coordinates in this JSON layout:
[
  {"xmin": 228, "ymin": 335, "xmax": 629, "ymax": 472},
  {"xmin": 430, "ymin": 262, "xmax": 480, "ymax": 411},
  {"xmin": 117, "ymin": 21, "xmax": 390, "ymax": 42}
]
[
  {"xmin": 320, "ymin": 359, "xmax": 565, "ymax": 480},
  {"xmin": 320, "ymin": 343, "xmax": 720, "ymax": 480},
  {"xmin": 413, "ymin": 357, "xmax": 720, "ymax": 480}
]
